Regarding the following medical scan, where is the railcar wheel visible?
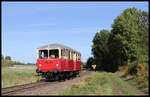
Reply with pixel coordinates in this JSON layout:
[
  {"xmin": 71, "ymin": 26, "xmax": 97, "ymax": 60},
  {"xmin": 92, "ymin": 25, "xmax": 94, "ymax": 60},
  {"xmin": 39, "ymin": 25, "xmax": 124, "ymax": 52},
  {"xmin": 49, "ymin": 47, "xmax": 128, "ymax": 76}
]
[
  {"xmin": 59, "ymin": 72, "xmax": 65, "ymax": 81},
  {"xmin": 55, "ymin": 76, "xmax": 59, "ymax": 81},
  {"xmin": 76, "ymin": 71, "xmax": 80, "ymax": 77},
  {"xmin": 73, "ymin": 71, "xmax": 77, "ymax": 77},
  {"xmin": 67, "ymin": 75, "xmax": 70, "ymax": 80}
]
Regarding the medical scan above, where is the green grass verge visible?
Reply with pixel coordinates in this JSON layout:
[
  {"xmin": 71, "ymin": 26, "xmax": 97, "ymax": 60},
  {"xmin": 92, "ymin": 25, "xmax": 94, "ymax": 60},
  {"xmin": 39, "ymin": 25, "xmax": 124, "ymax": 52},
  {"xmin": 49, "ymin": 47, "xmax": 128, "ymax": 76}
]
[
  {"xmin": 2, "ymin": 68, "xmax": 41, "ymax": 88},
  {"xmin": 111, "ymin": 74, "xmax": 138, "ymax": 95},
  {"xmin": 119, "ymin": 75, "xmax": 149, "ymax": 94},
  {"xmin": 59, "ymin": 72, "xmax": 114, "ymax": 95}
]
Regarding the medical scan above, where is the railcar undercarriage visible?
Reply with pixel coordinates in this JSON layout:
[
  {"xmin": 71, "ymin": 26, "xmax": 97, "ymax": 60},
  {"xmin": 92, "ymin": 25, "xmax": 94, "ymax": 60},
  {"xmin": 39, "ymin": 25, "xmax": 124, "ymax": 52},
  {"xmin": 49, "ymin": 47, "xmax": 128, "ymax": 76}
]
[{"xmin": 36, "ymin": 70, "xmax": 80, "ymax": 81}]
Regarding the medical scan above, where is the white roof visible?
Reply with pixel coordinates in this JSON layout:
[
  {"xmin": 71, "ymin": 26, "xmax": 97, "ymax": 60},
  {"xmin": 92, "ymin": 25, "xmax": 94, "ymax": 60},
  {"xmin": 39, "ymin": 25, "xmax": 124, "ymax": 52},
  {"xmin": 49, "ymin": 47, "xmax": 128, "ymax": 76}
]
[{"xmin": 38, "ymin": 43, "xmax": 81, "ymax": 54}]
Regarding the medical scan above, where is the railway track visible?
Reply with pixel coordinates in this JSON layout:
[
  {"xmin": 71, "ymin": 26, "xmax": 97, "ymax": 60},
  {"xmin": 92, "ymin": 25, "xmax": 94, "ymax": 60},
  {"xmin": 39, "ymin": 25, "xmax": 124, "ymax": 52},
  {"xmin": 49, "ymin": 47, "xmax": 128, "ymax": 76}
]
[
  {"xmin": 2, "ymin": 81, "xmax": 56, "ymax": 95},
  {"xmin": 2, "ymin": 70, "xmax": 90, "ymax": 95}
]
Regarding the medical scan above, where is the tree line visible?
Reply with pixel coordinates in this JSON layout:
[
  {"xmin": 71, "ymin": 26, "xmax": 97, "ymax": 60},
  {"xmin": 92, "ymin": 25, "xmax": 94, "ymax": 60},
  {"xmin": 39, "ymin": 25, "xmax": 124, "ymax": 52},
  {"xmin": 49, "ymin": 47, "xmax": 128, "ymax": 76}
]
[
  {"xmin": 86, "ymin": 7, "xmax": 148, "ymax": 72},
  {"xmin": 1, "ymin": 55, "xmax": 35, "ymax": 66}
]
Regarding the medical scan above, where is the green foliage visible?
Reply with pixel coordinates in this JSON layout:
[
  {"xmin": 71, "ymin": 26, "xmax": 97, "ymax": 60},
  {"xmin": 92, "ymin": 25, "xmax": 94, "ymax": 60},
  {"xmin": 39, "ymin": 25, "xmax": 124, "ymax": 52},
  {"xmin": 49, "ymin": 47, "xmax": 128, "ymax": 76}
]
[
  {"xmin": 5, "ymin": 56, "xmax": 11, "ymax": 61},
  {"xmin": 2, "ymin": 56, "xmax": 31, "ymax": 67},
  {"xmin": 122, "ymin": 63, "xmax": 149, "ymax": 93},
  {"xmin": 92, "ymin": 29, "xmax": 110, "ymax": 71},
  {"xmin": 86, "ymin": 57, "xmax": 95, "ymax": 69},
  {"xmin": 136, "ymin": 10, "xmax": 149, "ymax": 64},
  {"xmin": 126, "ymin": 62, "xmax": 137, "ymax": 75},
  {"xmin": 82, "ymin": 62, "xmax": 87, "ymax": 69},
  {"xmin": 71, "ymin": 84, "xmax": 80, "ymax": 88},
  {"xmin": 111, "ymin": 7, "xmax": 139, "ymax": 65},
  {"xmin": 91, "ymin": 7, "xmax": 148, "ymax": 73},
  {"xmin": 2, "ymin": 59, "xmax": 9, "ymax": 67}
]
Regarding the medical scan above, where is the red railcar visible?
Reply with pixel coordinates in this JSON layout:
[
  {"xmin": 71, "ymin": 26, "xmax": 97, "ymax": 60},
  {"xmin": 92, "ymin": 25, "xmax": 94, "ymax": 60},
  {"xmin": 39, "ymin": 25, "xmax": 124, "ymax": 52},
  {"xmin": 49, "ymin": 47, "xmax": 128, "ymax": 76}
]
[{"xmin": 36, "ymin": 43, "xmax": 82, "ymax": 80}]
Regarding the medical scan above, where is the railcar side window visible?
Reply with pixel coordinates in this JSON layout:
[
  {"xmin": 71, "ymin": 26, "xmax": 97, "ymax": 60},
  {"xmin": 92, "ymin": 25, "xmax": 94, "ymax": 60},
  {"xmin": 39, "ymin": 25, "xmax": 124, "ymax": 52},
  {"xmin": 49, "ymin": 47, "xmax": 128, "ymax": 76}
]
[
  {"xmin": 61, "ymin": 49, "xmax": 69, "ymax": 59},
  {"xmin": 70, "ymin": 51, "xmax": 73, "ymax": 60},
  {"xmin": 61, "ymin": 49, "xmax": 65, "ymax": 56},
  {"xmin": 76, "ymin": 54, "xmax": 78, "ymax": 61},
  {"xmin": 78, "ymin": 54, "xmax": 81, "ymax": 61},
  {"xmin": 73, "ymin": 52, "xmax": 76, "ymax": 61}
]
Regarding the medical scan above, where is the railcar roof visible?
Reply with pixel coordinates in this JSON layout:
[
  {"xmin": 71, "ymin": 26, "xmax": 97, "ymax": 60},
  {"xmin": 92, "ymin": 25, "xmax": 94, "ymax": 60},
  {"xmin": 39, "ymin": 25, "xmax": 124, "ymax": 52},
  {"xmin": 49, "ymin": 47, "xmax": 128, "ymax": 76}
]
[{"xmin": 38, "ymin": 43, "xmax": 81, "ymax": 54}]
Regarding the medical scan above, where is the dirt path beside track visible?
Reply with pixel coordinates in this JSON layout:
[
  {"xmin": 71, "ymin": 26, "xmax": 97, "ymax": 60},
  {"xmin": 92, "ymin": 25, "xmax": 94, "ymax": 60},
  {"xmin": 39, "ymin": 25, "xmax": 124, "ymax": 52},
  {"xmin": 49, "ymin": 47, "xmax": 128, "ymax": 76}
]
[{"xmin": 109, "ymin": 74, "xmax": 124, "ymax": 95}]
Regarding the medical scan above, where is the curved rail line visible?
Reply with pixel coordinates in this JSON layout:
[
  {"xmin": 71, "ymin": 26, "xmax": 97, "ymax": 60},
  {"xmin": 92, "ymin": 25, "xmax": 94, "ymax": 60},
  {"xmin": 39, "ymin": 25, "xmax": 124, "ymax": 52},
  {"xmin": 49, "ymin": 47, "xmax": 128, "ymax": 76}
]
[{"xmin": 2, "ymin": 81, "xmax": 57, "ymax": 95}]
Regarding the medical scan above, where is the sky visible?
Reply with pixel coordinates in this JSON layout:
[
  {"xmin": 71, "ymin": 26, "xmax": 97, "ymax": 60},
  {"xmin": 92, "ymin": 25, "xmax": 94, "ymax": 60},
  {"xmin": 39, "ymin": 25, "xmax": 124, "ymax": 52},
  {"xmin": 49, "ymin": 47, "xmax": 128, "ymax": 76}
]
[{"xmin": 2, "ymin": 1, "xmax": 149, "ymax": 64}]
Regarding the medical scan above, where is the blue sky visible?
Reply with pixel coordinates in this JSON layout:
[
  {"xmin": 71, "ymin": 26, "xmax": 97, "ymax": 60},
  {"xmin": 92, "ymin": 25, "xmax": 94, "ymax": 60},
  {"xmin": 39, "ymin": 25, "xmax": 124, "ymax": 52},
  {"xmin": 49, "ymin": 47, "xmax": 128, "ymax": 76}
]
[{"xmin": 2, "ymin": 2, "xmax": 148, "ymax": 63}]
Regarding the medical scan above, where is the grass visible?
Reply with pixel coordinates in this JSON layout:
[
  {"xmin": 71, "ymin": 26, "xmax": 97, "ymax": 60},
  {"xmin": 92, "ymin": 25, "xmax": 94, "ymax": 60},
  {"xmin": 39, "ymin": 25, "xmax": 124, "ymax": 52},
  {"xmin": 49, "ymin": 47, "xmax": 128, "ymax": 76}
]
[
  {"xmin": 59, "ymin": 72, "xmax": 114, "ymax": 95},
  {"xmin": 119, "ymin": 75, "xmax": 149, "ymax": 94},
  {"xmin": 111, "ymin": 73, "xmax": 139, "ymax": 95},
  {"xmin": 118, "ymin": 63, "xmax": 149, "ymax": 94},
  {"xmin": 2, "ymin": 67, "xmax": 41, "ymax": 88},
  {"xmin": 2, "ymin": 59, "xmax": 10, "ymax": 67}
]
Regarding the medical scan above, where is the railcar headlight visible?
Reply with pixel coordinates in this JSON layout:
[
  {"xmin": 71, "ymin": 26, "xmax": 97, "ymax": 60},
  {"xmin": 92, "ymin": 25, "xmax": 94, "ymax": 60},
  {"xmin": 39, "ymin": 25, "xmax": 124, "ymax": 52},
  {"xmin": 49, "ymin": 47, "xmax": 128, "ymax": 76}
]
[
  {"xmin": 39, "ymin": 64, "xmax": 42, "ymax": 67},
  {"xmin": 56, "ymin": 64, "xmax": 59, "ymax": 67}
]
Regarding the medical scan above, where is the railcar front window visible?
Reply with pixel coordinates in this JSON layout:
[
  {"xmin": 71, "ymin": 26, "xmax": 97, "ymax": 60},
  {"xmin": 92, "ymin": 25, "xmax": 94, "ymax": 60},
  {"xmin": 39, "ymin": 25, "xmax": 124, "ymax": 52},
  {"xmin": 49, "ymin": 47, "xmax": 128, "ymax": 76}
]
[
  {"xmin": 39, "ymin": 50, "xmax": 48, "ymax": 59},
  {"xmin": 49, "ymin": 49, "xmax": 59, "ymax": 58}
]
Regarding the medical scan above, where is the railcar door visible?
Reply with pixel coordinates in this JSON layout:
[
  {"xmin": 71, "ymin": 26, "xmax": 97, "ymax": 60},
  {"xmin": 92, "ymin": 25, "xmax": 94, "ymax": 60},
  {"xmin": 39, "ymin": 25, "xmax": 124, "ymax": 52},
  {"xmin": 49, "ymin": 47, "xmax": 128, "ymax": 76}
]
[{"xmin": 61, "ymin": 49, "xmax": 70, "ymax": 71}]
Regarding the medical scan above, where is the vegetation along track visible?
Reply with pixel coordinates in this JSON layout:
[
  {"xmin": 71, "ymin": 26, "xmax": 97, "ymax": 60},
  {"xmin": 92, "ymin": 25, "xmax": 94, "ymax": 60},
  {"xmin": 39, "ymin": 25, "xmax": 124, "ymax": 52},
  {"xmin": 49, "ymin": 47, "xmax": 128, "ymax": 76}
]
[
  {"xmin": 108, "ymin": 73, "xmax": 147, "ymax": 96},
  {"xmin": 2, "ymin": 70, "xmax": 90, "ymax": 95}
]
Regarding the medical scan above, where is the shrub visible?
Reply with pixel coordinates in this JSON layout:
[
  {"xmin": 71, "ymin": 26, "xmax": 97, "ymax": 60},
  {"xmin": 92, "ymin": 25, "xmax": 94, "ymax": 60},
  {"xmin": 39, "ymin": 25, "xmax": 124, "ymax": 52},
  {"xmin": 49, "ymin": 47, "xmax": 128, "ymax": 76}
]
[
  {"xmin": 136, "ymin": 64, "xmax": 145, "ymax": 76},
  {"xmin": 71, "ymin": 84, "xmax": 80, "ymax": 88},
  {"xmin": 127, "ymin": 62, "xmax": 137, "ymax": 75},
  {"xmin": 5, "ymin": 56, "xmax": 11, "ymax": 61}
]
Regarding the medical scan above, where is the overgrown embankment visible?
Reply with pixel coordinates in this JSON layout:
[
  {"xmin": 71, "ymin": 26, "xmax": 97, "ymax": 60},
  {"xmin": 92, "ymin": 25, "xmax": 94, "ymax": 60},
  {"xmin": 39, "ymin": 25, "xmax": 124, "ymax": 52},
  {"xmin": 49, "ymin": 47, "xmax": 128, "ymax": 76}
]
[
  {"xmin": 60, "ymin": 71, "xmax": 148, "ymax": 96},
  {"xmin": 118, "ymin": 63, "xmax": 149, "ymax": 94}
]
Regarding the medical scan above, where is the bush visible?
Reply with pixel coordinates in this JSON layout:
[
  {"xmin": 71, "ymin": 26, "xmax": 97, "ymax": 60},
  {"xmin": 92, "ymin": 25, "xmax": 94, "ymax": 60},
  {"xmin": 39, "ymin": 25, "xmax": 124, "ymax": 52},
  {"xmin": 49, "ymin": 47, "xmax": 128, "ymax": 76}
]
[
  {"xmin": 5, "ymin": 56, "xmax": 11, "ymax": 60},
  {"xmin": 136, "ymin": 64, "xmax": 145, "ymax": 76},
  {"xmin": 2, "ymin": 59, "xmax": 11, "ymax": 67},
  {"xmin": 128, "ymin": 63, "xmax": 149, "ymax": 89},
  {"xmin": 127, "ymin": 62, "xmax": 137, "ymax": 75},
  {"xmin": 118, "ymin": 65, "xmax": 128, "ymax": 75},
  {"xmin": 86, "ymin": 57, "xmax": 95, "ymax": 69},
  {"xmin": 71, "ymin": 84, "xmax": 80, "ymax": 88}
]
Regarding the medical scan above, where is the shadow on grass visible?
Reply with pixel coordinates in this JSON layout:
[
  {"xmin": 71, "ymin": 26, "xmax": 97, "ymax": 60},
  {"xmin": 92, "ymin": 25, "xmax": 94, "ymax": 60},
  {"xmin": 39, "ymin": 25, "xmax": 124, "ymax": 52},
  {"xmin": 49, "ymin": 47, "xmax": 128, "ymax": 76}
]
[
  {"xmin": 124, "ymin": 77, "xmax": 134, "ymax": 81},
  {"xmin": 119, "ymin": 74, "xmax": 134, "ymax": 81}
]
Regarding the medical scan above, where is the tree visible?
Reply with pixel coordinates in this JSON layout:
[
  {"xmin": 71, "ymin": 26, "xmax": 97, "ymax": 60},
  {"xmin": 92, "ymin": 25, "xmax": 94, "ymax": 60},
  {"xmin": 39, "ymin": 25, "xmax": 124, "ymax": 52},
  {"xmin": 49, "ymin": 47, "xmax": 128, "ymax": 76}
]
[
  {"xmin": 109, "ymin": 7, "xmax": 149, "ymax": 73},
  {"xmin": 111, "ymin": 7, "xmax": 140, "ymax": 66},
  {"xmin": 5, "ymin": 56, "xmax": 11, "ymax": 61},
  {"xmin": 86, "ymin": 57, "xmax": 95, "ymax": 70},
  {"xmin": 137, "ymin": 10, "xmax": 149, "ymax": 64},
  {"xmin": 92, "ymin": 29, "xmax": 110, "ymax": 71},
  {"xmin": 91, "ymin": 7, "xmax": 148, "ymax": 72},
  {"xmin": 82, "ymin": 61, "xmax": 87, "ymax": 69}
]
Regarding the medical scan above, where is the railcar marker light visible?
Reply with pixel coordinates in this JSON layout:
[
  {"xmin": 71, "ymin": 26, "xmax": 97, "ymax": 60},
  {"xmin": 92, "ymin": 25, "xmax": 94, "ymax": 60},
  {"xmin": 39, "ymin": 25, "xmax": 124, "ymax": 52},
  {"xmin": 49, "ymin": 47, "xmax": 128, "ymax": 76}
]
[
  {"xmin": 56, "ymin": 64, "xmax": 59, "ymax": 67},
  {"xmin": 39, "ymin": 64, "xmax": 42, "ymax": 67}
]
